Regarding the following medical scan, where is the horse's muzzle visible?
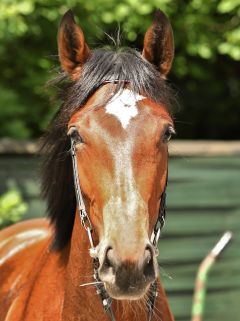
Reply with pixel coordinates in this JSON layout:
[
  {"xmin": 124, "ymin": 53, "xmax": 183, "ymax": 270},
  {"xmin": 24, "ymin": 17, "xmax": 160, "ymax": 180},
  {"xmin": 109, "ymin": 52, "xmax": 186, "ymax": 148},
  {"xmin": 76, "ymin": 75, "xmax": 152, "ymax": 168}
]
[{"xmin": 98, "ymin": 243, "xmax": 158, "ymax": 299}]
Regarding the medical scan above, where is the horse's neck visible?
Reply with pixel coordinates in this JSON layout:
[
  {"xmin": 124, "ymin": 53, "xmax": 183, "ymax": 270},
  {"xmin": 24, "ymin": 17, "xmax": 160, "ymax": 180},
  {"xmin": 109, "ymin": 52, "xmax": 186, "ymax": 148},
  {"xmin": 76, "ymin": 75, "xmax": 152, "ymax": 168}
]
[
  {"xmin": 62, "ymin": 213, "xmax": 92, "ymax": 316},
  {"xmin": 62, "ymin": 213, "xmax": 174, "ymax": 321},
  {"xmin": 62, "ymin": 213, "xmax": 105, "ymax": 320}
]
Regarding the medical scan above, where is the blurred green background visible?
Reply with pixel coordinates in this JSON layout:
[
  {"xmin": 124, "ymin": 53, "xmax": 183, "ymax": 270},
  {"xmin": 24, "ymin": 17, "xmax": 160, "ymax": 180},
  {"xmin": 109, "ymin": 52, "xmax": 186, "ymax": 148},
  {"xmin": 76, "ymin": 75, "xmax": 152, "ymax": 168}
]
[
  {"xmin": 0, "ymin": 0, "xmax": 240, "ymax": 140},
  {"xmin": 0, "ymin": 1, "xmax": 240, "ymax": 321}
]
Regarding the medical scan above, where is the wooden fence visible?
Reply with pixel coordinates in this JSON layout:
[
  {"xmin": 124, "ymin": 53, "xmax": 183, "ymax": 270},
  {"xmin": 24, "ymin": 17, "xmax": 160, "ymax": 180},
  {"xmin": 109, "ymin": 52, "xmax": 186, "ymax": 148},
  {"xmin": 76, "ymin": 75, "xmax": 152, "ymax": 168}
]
[{"xmin": 161, "ymin": 156, "xmax": 240, "ymax": 321}]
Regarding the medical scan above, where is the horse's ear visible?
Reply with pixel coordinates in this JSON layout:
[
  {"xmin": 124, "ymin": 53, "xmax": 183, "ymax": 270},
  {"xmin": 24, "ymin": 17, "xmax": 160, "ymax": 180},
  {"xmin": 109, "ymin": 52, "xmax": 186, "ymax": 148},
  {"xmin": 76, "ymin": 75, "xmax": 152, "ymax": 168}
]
[
  {"xmin": 142, "ymin": 9, "xmax": 174, "ymax": 77},
  {"xmin": 58, "ymin": 10, "xmax": 91, "ymax": 79}
]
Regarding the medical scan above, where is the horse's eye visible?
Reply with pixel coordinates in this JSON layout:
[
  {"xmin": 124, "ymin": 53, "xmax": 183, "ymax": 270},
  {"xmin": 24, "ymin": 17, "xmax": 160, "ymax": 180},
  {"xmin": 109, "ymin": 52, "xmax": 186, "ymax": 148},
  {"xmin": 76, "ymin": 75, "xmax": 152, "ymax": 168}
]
[
  {"xmin": 163, "ymin": 126, "xmax": 175, "ymax": 143},
  {"xmin": 68, "ymin": 127, "xmax": 84, "ymax": 143}
]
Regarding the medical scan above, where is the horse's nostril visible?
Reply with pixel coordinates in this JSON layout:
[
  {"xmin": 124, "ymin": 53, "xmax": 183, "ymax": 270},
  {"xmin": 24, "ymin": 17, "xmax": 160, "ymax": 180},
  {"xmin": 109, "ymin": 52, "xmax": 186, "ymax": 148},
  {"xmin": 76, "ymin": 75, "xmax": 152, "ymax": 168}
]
[
  {"xmin": 99, "ymin": 246, "xmax": 115, "ymax": 275},
  {"xmin": 104, "ymin": 246, "xmax": 115, "ymax": 268},
  {"xmin": 144, "ymin": 245, "xmax": 153, "ymax": 264},
  {"xmin": 143, "ymin": 245, "xmax": 155, "ymax": 280}
]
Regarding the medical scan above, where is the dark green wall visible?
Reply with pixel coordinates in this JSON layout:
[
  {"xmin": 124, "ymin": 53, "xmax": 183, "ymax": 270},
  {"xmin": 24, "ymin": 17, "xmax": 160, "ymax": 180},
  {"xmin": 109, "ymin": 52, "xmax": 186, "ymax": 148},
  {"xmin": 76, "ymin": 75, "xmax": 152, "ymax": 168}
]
[{"xmin": 0, "ymin": 155, "xmax": 239, "ymax": 320}]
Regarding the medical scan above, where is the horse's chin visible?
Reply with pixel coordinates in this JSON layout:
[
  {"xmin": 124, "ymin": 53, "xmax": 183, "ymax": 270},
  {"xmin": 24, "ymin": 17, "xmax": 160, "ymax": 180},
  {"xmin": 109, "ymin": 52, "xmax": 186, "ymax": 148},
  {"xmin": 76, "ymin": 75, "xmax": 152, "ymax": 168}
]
[{"xmin": 104, "ymin": 282, "xmax": 151, "ymax": 301}]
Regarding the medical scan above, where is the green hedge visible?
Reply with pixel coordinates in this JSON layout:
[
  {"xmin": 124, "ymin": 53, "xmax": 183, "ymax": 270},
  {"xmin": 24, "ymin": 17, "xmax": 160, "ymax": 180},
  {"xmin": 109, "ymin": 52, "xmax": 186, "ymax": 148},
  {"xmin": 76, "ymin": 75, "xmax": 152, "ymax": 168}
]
[
  {"xmin": 0, "ymin": 0, "xmax": 239, "ymax": 139},
  {"xmin": 0, "ymin": 189, "xmax": 28, "ymax": 229}
]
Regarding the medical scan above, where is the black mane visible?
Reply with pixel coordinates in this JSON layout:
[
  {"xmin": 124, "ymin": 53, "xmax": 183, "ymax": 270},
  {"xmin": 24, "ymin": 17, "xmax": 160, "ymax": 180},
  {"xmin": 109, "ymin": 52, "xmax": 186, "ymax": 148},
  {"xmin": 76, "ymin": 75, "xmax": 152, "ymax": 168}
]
[{"xmin": 41, "ymin": 48, "xmax": 175, "ymax": 250}]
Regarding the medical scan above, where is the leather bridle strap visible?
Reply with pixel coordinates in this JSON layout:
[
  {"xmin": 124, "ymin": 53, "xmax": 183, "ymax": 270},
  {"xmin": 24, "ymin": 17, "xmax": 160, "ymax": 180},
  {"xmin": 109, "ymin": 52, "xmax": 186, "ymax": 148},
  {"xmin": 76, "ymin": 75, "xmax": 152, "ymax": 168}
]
[
  {"xmin": 71, "ymin": 138, "xmax": 92, "ymax": 232},
  {"xmin": 69, "ymin": 124, "xmax": 168, "ymax": 321}
]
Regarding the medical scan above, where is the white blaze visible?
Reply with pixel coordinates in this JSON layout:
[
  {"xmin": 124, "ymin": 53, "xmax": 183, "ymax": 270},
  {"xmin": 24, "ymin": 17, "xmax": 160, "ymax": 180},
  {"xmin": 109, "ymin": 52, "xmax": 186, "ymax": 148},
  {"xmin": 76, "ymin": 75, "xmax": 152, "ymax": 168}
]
[
  {"xmin": 101, "ymin": 137, "xmax": 148, "ymax": 253},
  {"xmin": 105, "ymin": 89, "xmax": 145, "ymax": 129}
]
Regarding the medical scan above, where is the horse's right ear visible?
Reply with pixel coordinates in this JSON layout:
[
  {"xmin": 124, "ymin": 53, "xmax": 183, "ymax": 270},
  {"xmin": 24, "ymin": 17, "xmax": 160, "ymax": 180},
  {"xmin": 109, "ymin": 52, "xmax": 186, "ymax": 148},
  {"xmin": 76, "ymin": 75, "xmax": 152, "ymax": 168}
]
[{"xmin": 58, "ymin": 10, "xmax": 91, "ymax": 80}]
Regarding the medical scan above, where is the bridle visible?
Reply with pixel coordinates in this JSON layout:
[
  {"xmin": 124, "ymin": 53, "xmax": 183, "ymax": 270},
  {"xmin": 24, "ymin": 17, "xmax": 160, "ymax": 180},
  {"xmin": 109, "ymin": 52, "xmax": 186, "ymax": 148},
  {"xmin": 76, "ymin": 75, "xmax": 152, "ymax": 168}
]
[{"xmin": 69, "ymin": 82, "xmax": 168, "ymax": 321}]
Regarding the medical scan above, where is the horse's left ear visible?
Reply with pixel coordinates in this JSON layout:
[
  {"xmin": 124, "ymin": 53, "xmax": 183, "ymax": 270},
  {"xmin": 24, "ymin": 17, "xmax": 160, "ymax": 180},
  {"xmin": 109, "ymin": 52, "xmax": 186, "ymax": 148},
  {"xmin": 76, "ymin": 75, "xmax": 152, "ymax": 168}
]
[
  {"xmin": 142, "ymin": 9, "xmax": 174, "ymax": 77},
  {"xmin": 58, "ymin": 10, "xmax": 91, "ymax": 79}
]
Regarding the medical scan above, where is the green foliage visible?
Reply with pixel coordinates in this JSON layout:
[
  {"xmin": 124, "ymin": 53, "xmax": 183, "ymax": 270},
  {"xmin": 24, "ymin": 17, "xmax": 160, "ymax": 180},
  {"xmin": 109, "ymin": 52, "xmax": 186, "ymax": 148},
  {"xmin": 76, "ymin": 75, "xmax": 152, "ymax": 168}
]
[
  {"xmin": 0, "ymin": 0, "xmax": 239, "ymax": 139},
  {"xmin": 0, "ymin": 189, "xmax": 28, "ymax": 228}
]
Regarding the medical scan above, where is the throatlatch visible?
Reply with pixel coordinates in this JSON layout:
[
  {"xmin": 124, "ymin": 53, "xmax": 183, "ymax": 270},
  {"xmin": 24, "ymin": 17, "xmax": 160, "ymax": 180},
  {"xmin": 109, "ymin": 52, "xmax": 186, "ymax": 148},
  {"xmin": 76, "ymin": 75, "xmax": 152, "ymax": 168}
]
[{"xmin": 70, "ymin": 130, "xmax": 168, "ymax": 321}]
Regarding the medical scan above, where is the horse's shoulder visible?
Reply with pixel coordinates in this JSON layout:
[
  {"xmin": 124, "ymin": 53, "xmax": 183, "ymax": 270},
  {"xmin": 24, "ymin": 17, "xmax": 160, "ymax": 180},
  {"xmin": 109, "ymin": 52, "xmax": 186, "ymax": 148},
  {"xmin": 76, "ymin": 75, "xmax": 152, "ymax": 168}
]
[
  {"xmin": 0, "ymin": 218, "xmax": 52, "ymax": 266},
  {"xmin": 0, "ymin": 218, "xmax": 50, "ymax": 241},
  {"xmin": 0, "ymin": 219, "xmax": 64, "ymax": 321}
]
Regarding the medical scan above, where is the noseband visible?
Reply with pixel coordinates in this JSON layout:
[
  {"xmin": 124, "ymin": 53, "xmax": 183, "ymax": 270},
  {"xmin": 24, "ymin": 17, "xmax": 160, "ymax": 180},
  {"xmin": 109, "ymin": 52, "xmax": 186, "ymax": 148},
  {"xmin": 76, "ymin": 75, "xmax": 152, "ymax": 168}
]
[{"xmin": 69, "ymin": 82, "xmax": 168, "ymax": 321}]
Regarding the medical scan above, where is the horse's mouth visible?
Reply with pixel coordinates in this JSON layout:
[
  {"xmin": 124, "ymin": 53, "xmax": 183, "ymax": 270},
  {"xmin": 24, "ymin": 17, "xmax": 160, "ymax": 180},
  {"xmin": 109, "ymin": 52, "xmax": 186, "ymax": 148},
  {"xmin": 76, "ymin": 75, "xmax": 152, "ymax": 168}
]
[
  {"xmin": 98, "ymin": 266, "xmax": 156, "ymax": 300},
  {"xmin": 97, "ymin": 240, "xmax": 159, "ymax": 300}
]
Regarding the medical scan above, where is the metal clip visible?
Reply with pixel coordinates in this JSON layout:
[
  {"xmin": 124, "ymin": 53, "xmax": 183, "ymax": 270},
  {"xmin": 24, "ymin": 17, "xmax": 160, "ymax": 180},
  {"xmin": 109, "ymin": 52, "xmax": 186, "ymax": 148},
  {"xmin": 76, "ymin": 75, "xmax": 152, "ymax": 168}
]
[
  {"xmin": 79, "ymin": 209, "xmax": 92, "ymax": 230},
  {"xmin": 151, "ymin": 218, "xmax": 162, "ymax": 247},
  {"xmin": 86, "ymin": 227, "xmax": 95, "ymax": 250},
  {"xmin": 154, "ymin": 228, "xmax": 161, "ymax": 247}
]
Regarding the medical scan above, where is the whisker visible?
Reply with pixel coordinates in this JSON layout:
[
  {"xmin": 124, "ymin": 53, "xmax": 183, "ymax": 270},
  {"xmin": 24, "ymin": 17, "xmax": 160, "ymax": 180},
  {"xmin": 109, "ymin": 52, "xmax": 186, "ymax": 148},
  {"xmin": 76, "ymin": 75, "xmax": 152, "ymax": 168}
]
[
  {"xmin": 142, "ymin": 294, "xmax": 163, "ymax": 321},
  {"xmin": 144, "ymin": 301, "xmax": 162, "ymax": 320},
  {"xmin": 79, "ymin": 281, "xmax": 104, "ymax": 287},
  {"xmin": 77, "ymin": 274, "xmax": 97, "ymax": 279},
  {"xmin": 159, "ymin": 266, "xmax": 173, "ymax": 280}
]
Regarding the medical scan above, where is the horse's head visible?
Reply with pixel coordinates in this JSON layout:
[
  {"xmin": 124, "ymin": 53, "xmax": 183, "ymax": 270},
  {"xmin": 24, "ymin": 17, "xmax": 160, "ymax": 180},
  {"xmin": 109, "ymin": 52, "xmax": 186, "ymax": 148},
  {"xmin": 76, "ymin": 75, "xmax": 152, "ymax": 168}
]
[{"xmin": 45, "ymin": 9, "xmax": 175, "ymax": 300}]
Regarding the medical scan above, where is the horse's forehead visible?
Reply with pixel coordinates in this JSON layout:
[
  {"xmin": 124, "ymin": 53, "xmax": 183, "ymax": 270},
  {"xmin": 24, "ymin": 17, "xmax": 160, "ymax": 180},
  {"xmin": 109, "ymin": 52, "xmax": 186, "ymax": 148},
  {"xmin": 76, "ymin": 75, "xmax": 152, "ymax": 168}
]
[{"xmin": 69, "ymin": 85, "xmax": 172, "ymax": 137}]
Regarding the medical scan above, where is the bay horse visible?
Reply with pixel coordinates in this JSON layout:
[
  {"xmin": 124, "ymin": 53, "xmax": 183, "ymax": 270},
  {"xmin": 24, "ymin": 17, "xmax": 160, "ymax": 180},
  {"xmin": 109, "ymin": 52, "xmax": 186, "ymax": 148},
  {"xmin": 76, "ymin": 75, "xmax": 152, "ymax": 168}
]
[{"xmin": 0, "ymin": 9, "xmax": 176, "ymax": 321}]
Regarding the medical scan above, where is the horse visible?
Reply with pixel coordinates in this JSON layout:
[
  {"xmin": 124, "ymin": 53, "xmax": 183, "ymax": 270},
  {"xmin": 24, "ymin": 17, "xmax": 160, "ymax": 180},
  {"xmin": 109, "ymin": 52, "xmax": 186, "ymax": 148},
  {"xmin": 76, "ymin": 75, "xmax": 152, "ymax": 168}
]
[{"xmin": 0, "ymin": 9, "xmax": 176, "ymax": 321}]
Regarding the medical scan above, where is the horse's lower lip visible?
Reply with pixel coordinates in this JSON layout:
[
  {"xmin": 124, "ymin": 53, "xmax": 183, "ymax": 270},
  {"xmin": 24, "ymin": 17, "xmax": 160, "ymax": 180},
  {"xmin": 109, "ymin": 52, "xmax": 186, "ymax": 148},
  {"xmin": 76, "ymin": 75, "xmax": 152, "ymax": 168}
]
[{"xmin": 104, "ymin": 282, "xmax": 150, "ymax": 300}]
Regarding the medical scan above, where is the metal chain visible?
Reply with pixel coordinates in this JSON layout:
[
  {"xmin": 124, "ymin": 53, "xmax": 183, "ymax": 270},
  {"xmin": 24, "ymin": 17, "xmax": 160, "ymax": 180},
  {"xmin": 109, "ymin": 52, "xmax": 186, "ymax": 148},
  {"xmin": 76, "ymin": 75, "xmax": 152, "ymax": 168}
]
[
  {"xmin": 147, "ymin": 281, "xmax": 158, "ymax": 321},
  {"xmin": 93, "ymin": 258, "xmax": 116, "ymax": 321},
  {"xmin": 150, "ymin": 186, "xmax": 167, "ymax": 247}
]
